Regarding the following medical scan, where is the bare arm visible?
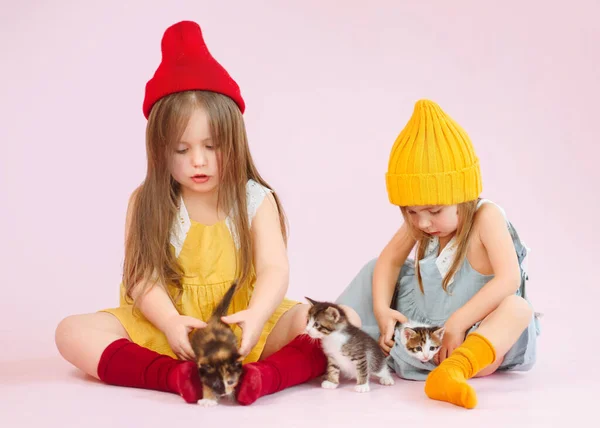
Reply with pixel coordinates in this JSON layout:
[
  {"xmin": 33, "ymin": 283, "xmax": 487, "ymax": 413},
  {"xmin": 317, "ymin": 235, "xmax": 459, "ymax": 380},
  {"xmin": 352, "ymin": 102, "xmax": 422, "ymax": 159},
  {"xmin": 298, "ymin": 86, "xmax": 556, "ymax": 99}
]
[
  {"xmin": 122, "ymin": 189, "xmax": 203, "ymax": 360},
  {"xmin": 246, "ymin": 192, "xmax": 289, "ymax": 324},
  {"xmin": 372, "ymin": 223, "xmax": 416, "ymax": 354},
  {"xmin": 448, "ymin": 203, "xmax": 522, "ymax": 331},
  {"xmin": 373, "ymin": 223, "xmax": 416, "ymax": 318},
  {"xmin": 221, "ymin": 191, "xmax": 289, "ymax": 356}
]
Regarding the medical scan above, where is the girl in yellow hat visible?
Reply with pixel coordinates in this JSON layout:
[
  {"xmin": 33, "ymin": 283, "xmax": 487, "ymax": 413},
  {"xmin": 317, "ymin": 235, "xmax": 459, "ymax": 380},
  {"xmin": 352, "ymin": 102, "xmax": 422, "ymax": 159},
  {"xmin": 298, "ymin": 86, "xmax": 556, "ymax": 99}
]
[{"xmin": 336, "ymin": 99, "xmax": 540, "ymax": 409}]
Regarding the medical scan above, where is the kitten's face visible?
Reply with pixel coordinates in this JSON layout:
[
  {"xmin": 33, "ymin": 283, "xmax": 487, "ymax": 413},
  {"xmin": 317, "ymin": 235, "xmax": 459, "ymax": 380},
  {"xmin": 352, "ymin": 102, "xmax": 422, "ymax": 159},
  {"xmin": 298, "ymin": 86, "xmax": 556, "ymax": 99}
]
[
  {"xmin": 192, "ymin": 318, "xmax": 243, "ymax": 397},
  {"xmin": 400, "ymin": 326, "xmax": 445, "ymax": 363},
  {"xmin": 304, "ymin": 297, "xmax": 345, "ymax": 339},
  {"xmin": 198, "ymin": 354, "xmax": 243, "ymax": 396}
]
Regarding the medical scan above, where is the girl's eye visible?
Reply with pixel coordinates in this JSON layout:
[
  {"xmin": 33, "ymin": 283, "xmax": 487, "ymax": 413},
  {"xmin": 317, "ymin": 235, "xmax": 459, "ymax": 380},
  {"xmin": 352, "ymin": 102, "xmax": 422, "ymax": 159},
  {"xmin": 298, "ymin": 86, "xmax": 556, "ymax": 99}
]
[
  {"xmin": 430, "ymin": 210, "xmax": 441, "ymax": 215},
  {"xmin": 176, "ymin": 148, "xmax": 188, "ymax": 154},
  {"xmin": 205, "ymin": 145, "xmax": 214, "ymax": 150}
]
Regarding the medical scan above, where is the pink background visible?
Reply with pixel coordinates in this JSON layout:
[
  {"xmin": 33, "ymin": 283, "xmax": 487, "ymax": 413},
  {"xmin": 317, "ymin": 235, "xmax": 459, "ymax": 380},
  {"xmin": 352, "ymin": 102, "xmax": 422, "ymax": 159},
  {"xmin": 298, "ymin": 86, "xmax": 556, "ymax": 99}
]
[{"xmin": 1, "ymin": 0, "xmax": 598, "ymax": 424}]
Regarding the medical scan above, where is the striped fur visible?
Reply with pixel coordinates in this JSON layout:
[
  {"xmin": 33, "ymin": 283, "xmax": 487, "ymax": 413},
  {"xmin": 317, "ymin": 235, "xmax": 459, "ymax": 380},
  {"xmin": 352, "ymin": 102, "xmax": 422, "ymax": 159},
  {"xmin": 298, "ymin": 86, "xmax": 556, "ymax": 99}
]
[{"xmin": 305, "ymin": 297, "xmax": 395, "ymax": 392}]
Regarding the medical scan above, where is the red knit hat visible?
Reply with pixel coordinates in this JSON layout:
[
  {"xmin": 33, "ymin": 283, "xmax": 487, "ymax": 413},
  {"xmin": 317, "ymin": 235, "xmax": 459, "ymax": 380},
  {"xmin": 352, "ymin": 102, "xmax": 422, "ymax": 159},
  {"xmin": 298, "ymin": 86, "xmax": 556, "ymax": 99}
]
[{"xmin": 142, "ymin": 21, "xmax": 245, "ymax": 118}]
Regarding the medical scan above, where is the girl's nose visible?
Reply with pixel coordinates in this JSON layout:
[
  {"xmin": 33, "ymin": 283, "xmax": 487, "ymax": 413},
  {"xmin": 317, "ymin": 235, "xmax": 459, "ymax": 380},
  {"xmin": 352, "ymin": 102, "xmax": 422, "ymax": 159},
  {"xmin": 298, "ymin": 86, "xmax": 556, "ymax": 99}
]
[
  {"xmin": 418, "ymin": 218, "xmax": 431, "ymax": 229},
  {"xmin": 192, "ymin": 148, "xmax": 207, "ymax": 167}
]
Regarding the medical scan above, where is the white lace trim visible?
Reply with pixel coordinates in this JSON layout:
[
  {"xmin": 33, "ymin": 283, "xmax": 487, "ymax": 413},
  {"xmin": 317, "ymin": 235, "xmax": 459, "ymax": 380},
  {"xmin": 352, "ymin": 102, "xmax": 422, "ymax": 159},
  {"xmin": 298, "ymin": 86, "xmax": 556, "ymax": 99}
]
[
  {"xmin": 226, "ymin": 180, "xmax": 272, "ymax": 248},
  {"xmin": 421, "ymin": 199, "xmax": 512, "ymax": 285},
  {"xmin": 171, "ymin": 196, "xmax": 192, "ymax": 258},
  {"xmin": 169, "ymin": 179, "xmax": 272, "ymax": 256}
]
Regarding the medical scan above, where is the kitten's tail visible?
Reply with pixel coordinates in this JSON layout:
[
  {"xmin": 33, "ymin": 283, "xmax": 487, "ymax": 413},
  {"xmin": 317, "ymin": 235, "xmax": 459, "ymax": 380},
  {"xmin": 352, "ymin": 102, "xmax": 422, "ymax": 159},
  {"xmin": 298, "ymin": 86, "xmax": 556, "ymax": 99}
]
[{"xmin": 210, "ymin": 281, "xmax": 238, "ymax": 320}]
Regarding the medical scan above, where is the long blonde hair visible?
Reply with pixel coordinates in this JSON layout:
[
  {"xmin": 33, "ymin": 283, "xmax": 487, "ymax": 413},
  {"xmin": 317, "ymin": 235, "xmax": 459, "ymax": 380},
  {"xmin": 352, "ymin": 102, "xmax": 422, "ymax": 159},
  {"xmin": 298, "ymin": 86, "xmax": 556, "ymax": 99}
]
[
  {"xmin": 122, "ymin": 90, "xmax": 287, "ymax": 304},
  {"xmin": 401, "ymin": 200, "xmax": 478, "ymax": 293}
]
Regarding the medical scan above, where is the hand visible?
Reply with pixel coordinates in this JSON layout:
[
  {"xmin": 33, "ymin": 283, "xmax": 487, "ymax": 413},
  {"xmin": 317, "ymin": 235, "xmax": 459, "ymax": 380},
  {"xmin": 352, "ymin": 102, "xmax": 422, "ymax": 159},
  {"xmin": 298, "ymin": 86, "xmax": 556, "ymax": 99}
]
[
  {"xmin": 434, "ymin": 319, "xmax": 467, "ymax": 365},
  {"xmin": 163, "ymin": 314, "xmax": 207, "ymax": 361},
  {"xmin": 221, "ymin": 309, "xmax": 265, "ymax": 358},
  {"xmin": 375, "ymin": 307, "xmax": 408, "ymax": 356}
]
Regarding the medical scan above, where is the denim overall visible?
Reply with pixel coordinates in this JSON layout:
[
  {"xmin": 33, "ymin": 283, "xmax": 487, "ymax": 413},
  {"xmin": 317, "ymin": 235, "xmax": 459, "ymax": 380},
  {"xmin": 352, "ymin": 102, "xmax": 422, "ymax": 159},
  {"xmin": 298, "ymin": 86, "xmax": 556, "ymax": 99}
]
[{"xmin": 336, "ymin": 200, "xmax": 541, "ymax": 381}]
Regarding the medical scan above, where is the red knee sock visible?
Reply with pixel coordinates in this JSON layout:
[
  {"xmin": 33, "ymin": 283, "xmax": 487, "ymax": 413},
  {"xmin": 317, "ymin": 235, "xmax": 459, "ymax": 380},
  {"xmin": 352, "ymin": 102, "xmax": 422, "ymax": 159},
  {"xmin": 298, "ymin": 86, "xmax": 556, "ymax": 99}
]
[
  {"xmin": 97, "ymin": 338, "xmax": 202, "ymax": 403},
  {"xmin": 235, "ymin": 334, "xmax": 327, "ymax": 405}
]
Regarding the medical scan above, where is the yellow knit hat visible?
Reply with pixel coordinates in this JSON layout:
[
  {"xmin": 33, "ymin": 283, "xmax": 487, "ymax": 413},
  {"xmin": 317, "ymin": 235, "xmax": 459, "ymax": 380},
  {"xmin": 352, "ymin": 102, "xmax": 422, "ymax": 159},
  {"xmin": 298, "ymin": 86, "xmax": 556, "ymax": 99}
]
[{"xmin": 385, "ymin": 99, "xmax": 482, "ymax": 206}]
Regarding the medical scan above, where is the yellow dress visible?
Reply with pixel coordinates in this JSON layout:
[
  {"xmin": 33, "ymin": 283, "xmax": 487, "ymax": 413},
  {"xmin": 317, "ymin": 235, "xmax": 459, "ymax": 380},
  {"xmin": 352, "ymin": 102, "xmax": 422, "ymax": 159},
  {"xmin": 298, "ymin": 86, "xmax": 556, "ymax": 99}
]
[{"xmin": 101, "ymin": 180, "xmax": 298, "ymax": 364}]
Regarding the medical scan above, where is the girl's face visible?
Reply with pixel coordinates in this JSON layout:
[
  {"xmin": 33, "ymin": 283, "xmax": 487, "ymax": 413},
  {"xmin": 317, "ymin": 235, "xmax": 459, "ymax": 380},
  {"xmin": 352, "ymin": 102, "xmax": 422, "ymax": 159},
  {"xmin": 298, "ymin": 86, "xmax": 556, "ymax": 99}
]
[
  {"xmin": 405, "ymin": 205, "xmax": 459, "ymax": 238},
  {"xmin": 170, "ymin": 108, "xmax": 220, "ymax": 194}
]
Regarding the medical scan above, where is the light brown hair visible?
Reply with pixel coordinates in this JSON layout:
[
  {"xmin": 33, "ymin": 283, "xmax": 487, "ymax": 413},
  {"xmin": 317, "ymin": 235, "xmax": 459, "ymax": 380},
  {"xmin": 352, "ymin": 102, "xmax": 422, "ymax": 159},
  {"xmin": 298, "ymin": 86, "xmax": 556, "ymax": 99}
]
[
  {"xmin": 401, "ymin": 200, "xmax": 478, "ymax": 293},
  {"xmin": 122, "ymin": 90, "xmax": 287, "ymax": 304}
]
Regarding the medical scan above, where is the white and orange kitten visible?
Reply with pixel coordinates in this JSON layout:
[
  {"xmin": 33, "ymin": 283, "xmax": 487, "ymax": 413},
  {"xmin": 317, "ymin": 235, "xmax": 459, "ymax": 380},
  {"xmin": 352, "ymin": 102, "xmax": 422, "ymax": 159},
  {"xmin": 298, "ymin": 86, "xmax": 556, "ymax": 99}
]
[{"xmin": 398, "ymin": 321, "xmax": 445, "ymax": 363}]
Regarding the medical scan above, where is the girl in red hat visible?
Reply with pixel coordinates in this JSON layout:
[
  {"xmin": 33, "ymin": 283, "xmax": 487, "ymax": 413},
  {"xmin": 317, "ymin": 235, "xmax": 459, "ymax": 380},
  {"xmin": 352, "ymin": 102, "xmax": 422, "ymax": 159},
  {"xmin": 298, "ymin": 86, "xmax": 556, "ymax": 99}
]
[{"xmin": 55, "ymin": 20, "xmax": 359, "ymax": 405}]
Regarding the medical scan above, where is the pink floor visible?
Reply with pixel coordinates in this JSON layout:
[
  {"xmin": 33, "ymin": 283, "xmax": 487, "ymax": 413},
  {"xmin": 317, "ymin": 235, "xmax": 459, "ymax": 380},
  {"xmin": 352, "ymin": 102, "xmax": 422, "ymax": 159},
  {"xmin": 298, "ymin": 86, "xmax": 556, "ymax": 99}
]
[{"xmin": 1, "ymin": 335, "xmax": 595, "ymax": 427}]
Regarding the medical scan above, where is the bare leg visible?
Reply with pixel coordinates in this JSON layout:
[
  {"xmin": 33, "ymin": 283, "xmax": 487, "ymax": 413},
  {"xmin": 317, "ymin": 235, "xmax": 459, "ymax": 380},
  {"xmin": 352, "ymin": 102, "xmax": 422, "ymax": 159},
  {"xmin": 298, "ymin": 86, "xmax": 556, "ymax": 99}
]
[
  {"xmin": 424, "ymin": 295, "xmax": 533, "ymax": 408},
  {"xmin": 476, "ymin": 295, "xmax": 533, "ymax": 357},
  {"xmin": 474, "ymin": 356, "xmax": 504, "ymax": 377},
  {"xmin": 235, "ymin": 305, "xmax": 361, "ymax": 405},
  {"xmin": 469, "ymin": 295, "xmax": 532, "ymax": 377},
  {"xmin": 55, "ymin": 311, "xmax": 203, "ymax": 403},
  {"xmin": 260, "ymin": 304, "xmax": 361, "ymax": 359},
  {"xmin": 55, "ymin": 312, "xmax": 129, "ymax": 379}
]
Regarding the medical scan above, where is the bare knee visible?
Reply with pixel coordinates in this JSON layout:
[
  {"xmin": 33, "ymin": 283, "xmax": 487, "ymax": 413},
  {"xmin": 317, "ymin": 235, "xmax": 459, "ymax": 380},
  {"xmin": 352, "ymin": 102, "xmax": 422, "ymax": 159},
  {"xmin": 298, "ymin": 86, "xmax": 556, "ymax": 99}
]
[
  {"xmin": 55, "ymin": 312, "xmax": 128, "ymax": 361},
  {"xmin": 499, "ymin": 295, "xmax": 533, "ymax": 324},
  {"xmin": 55, "ymin": 315, "xmax": 83, "ymax": 358},
  {"xmin": 289, "ymin": 304, "xmax": 310, "ymax": 336},
  {"xmin": 340, "ymin": 305, "xmax": 362, "ymax": 328}
]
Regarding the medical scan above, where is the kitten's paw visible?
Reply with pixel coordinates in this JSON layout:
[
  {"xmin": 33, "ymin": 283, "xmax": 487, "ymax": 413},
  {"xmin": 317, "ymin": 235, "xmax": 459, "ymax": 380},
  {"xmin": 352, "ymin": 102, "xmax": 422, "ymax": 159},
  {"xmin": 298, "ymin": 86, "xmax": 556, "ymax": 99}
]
[
  {"xmin": 379, "ymin": 376, "xmax": 395, "ymax": 386},
  {"xmin": 354, "ymin": 383, "xmax": 370, "ymax": 393},
  {"xmin": 321, "ymin": 380, "xmax": 339, "ymax": 389},
  {"xmin": 198, "ymin": 398, "xmax": 218, "ymax": 407}
]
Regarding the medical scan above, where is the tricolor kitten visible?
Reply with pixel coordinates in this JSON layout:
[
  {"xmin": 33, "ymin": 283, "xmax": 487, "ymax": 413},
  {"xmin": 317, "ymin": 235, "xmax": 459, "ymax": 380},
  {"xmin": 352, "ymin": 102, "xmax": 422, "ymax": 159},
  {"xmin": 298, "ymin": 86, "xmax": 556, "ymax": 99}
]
[
  {"xmin": 398, "ymin": 321, "xmax": 445, "ymax": 363},
  {"xmin": 190, "ymin": 282, "xmax": 243, "ymax": 407},
  {"xmin": 305, "ymin": 297, "xmax": 395, "ymax": 393}
]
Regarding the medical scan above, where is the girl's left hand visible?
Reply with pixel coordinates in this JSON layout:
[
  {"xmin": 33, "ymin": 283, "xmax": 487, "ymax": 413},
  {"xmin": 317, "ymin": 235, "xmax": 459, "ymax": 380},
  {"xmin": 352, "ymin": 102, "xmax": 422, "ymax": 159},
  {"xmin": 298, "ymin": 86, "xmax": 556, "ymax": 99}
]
[
  {"xmin": 221, "ymin": 309, "xmax": 265, "ymax": 357},
  {"xmin": 435, "ymin": 322, "xmax": 467, "ymax": 365}
]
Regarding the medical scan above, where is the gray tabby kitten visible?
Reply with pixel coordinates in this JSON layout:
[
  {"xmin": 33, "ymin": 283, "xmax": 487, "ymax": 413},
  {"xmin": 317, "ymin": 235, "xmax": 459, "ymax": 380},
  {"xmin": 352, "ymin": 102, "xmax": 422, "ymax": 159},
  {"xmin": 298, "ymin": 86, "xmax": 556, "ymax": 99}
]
[{"xmin": 305, "ymin": 297, "xmax": 395, "ymax": 392}]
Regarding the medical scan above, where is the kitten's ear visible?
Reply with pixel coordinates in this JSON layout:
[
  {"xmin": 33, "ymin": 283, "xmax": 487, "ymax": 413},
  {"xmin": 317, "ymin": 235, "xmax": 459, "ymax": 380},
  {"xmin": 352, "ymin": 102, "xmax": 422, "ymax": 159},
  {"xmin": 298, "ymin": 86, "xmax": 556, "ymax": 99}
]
[
  {"xmin": 305, "ymin": 297, "xmax": 318, "ymax": 306},
  {"xmin": 432, "ymin": 327, "xmax": 445, "ymax": 340},
  {"xmin": 403, "ymin": 327, "xmax": 417, "ymax": 341},
  {"xmin": 324, "ymin": 306, "xmax": 341, "ymax": 322}
]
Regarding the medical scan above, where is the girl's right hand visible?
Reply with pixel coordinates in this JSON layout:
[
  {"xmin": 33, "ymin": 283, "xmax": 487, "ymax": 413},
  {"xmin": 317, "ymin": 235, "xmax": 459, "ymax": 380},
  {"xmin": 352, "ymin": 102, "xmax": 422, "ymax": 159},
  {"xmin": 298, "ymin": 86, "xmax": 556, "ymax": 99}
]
[
  {"xmin": 375, "ymin": 307, "xmax": 408, "ymax": 355},
  {"xmin": 162, "ymin": 314, "xmax": 207, "ymax": 361}
]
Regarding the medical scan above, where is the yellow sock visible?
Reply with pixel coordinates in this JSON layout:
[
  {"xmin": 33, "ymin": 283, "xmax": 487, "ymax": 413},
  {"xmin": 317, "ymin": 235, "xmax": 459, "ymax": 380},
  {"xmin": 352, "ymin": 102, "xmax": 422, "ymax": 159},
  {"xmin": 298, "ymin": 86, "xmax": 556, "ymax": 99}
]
[{"xmin": 424, "ymin": 332, "xmax": 496, "ymax": 409}]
